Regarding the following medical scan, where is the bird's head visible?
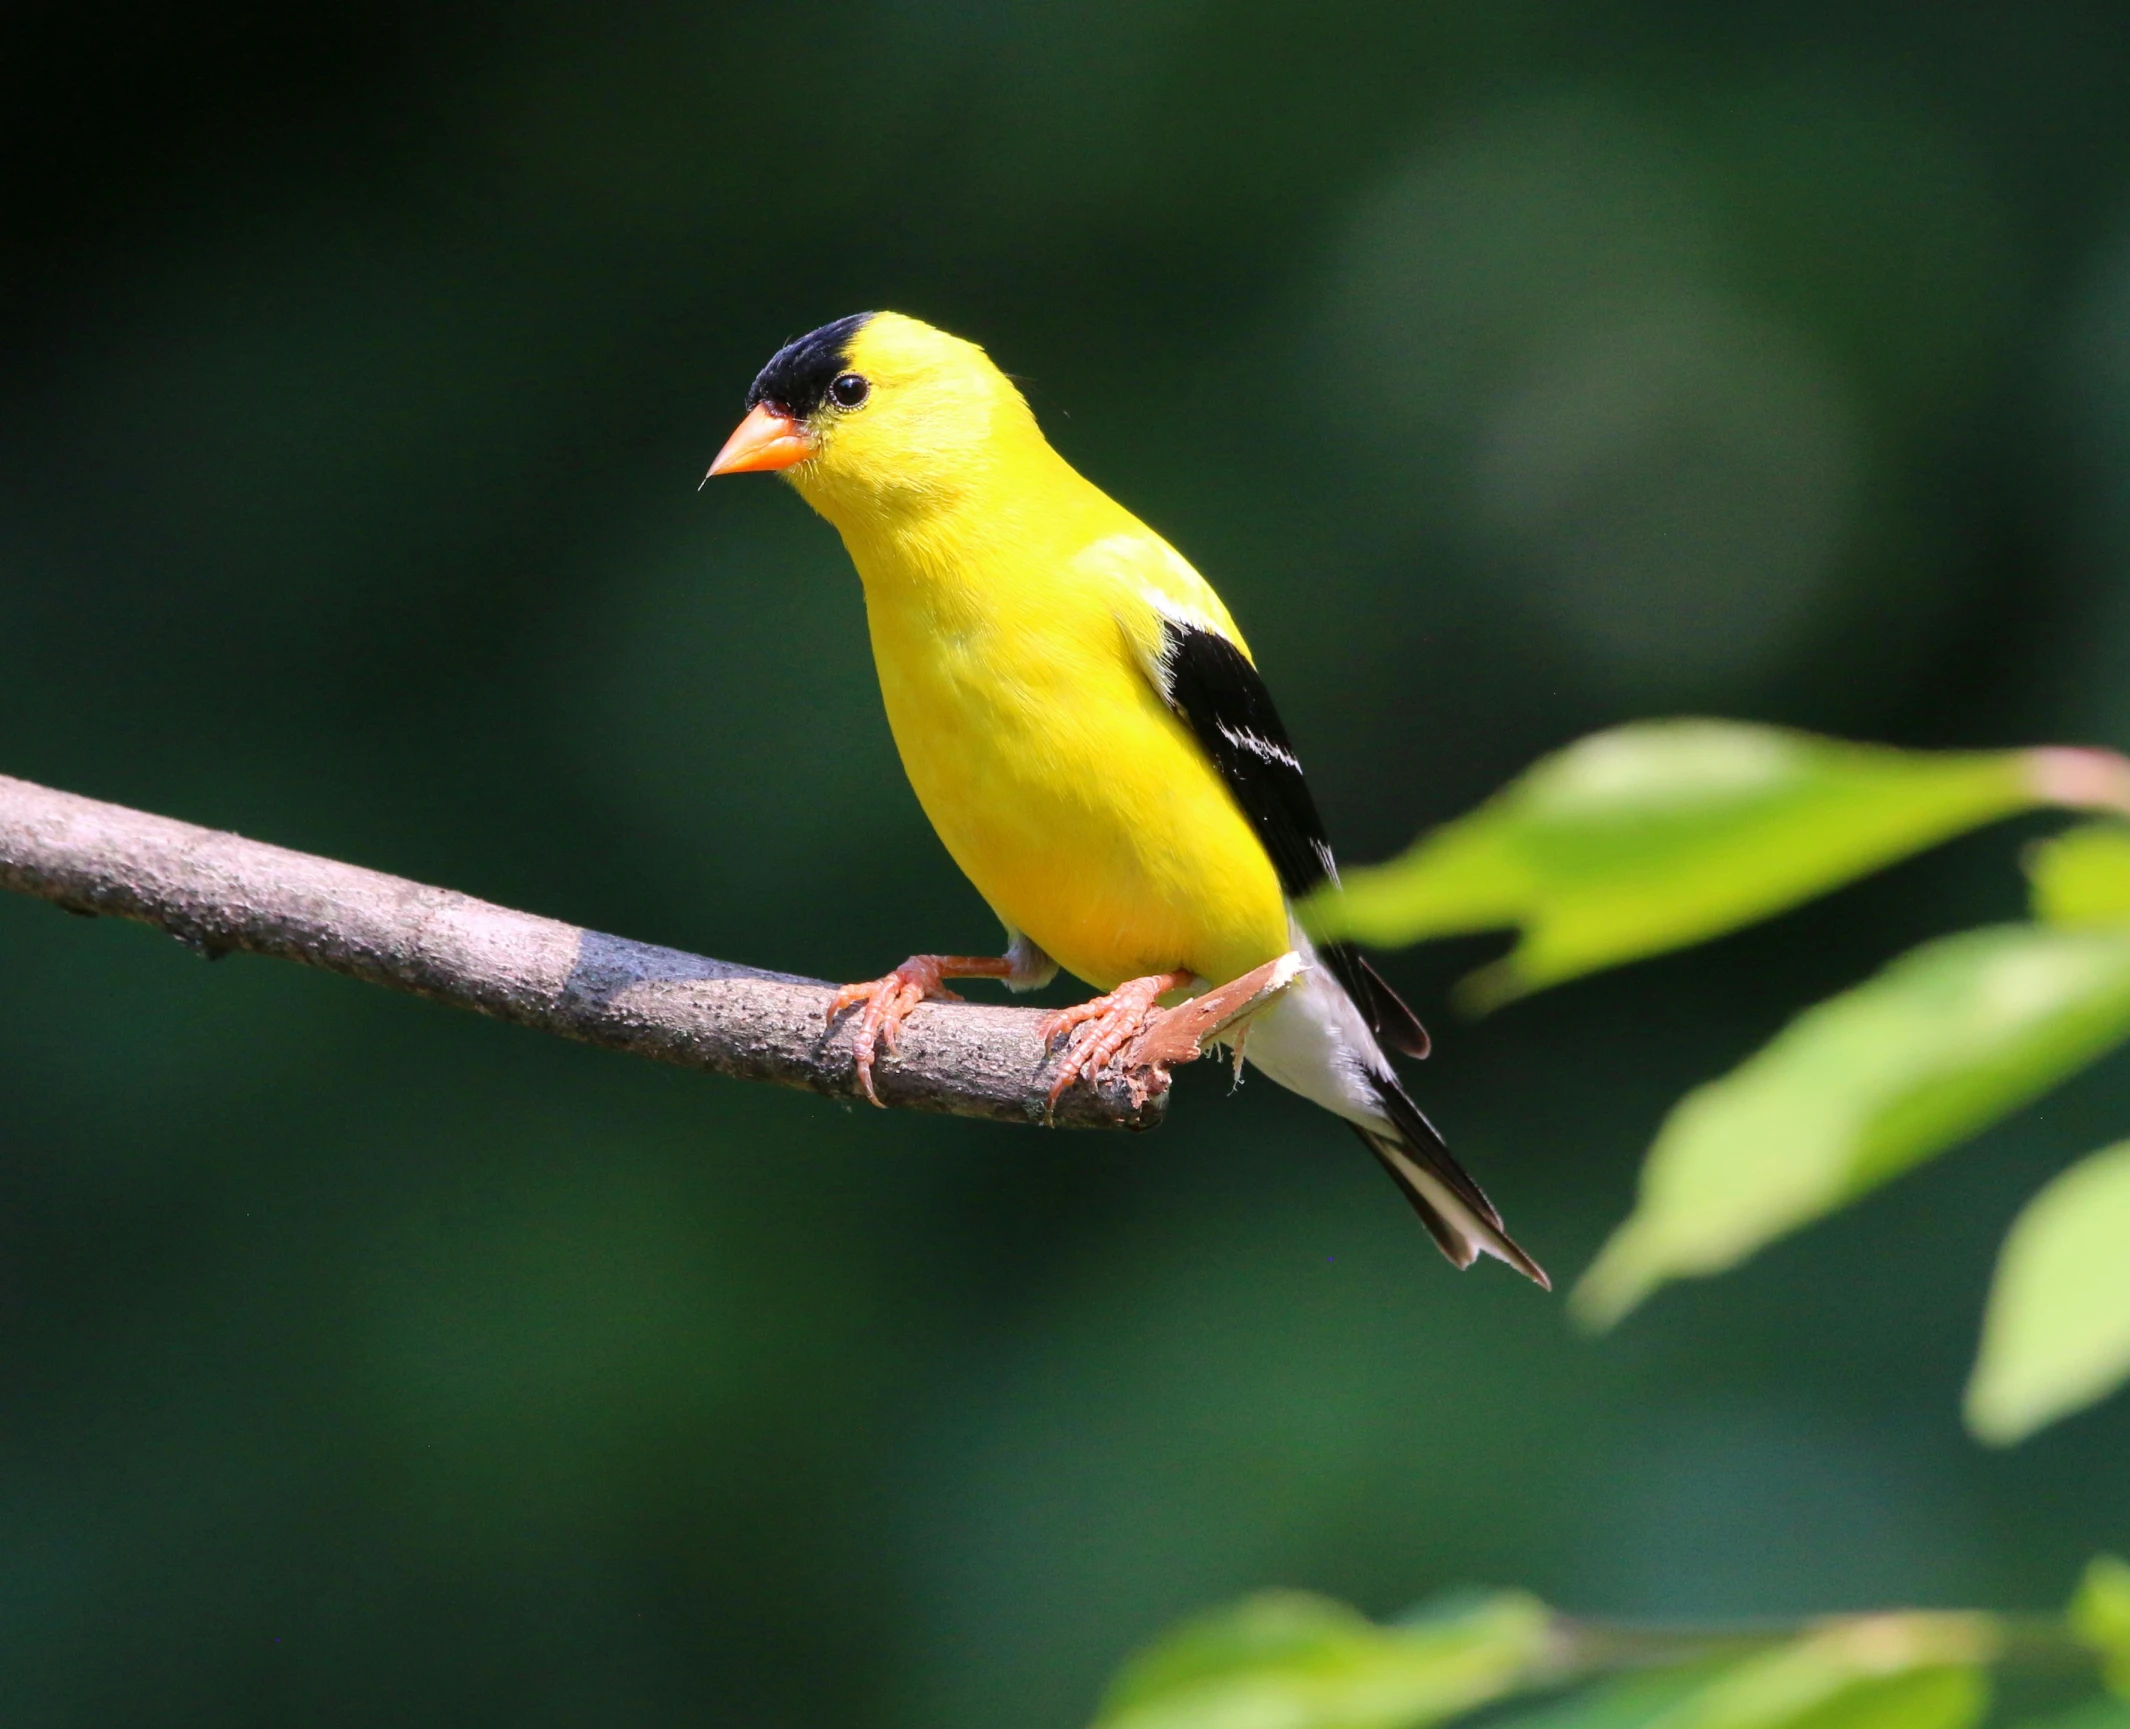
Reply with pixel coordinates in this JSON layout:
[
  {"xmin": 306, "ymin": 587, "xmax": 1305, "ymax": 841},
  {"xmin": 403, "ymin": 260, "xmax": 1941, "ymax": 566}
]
[{"xmin": 704, "ymin": 311, "xmax": 1041, "ymax": 523}]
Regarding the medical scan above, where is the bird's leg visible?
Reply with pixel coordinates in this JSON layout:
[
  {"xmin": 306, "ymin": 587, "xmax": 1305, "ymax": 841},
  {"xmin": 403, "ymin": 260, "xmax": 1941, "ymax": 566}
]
[
  {"xmin": 1037, "ymin": 970, "xmax": 1197, "ymax": 1112},
  {"xmin": 828, "ymin": 954, "xmax": 1017, "ymax": 1106}
]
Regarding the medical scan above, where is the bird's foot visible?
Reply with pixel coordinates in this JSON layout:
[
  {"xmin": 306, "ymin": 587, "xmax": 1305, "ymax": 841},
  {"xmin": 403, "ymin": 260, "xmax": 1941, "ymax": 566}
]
[
  {"xmin": 1037, "ymin": 970, "xmax": 1197, "ymax": 1114},
  {"xmin": 1037, "ymin": 953, "xmax": 1310, "ymax": 1117},
  {"xmin": 828, "ymin": 954, "xmax": 1014, "ymax": 1106}
]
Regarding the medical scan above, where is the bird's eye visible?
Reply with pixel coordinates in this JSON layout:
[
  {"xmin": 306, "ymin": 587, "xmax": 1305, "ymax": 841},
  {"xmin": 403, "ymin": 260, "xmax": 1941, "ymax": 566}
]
[{"xmin": 828, "ymin": 372, "xmax": 870, "ymax": 409}]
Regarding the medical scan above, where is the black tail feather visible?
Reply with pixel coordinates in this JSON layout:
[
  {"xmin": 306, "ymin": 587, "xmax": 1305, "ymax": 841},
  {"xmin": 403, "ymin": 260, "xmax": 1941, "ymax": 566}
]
[
  {"xmin": 1353, "ymin": 1072, "xmax": 1550, "ymax": 1287},
  {"xmin": 1367, "ymin": 1067, "xmax": 1503, "ymax": 1231},
  {"xmin": 1353, "ymin": 1127, "xmax": 1476, "ymax": 1267},
  {"xmin": 1321, "ymin": 942, "xmax": 1431, "ymax": 1060}
]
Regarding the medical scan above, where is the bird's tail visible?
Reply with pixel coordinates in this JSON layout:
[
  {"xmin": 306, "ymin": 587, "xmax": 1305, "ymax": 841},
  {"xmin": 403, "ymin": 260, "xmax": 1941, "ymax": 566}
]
[
  {"xmin": 1239, "ymin": 933, "xmax": 1548, "ymax": 1286},
  {"xmin": 1349, "ymin": 1079, "xmax": 1549, "ymax": 1288}
]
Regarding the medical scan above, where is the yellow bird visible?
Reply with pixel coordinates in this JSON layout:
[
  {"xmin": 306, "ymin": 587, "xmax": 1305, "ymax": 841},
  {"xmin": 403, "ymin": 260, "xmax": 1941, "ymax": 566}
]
[{"xmin": 706, "ymin": 311, "xmax": 1544, "ymax": 1283}]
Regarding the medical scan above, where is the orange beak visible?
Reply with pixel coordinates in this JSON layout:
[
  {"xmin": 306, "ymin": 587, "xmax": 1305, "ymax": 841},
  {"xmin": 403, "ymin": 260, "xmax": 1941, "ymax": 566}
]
[{"xmin": 703, "ymin": 403, "xmax": 813, "ymax": 480}]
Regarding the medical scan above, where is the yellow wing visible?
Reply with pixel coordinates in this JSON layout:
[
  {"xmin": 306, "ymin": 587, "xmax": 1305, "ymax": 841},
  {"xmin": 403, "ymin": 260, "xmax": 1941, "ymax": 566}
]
[{"xmin": 1071, "ymin": 528, "xmax": 1252, "ymax": 690}]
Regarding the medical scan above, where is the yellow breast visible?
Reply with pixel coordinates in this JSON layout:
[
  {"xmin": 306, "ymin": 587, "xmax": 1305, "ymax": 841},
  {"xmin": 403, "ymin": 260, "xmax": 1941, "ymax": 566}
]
[{"xmin": 848, "ymin": 516, "xmax": 1289, "ymax": 993}]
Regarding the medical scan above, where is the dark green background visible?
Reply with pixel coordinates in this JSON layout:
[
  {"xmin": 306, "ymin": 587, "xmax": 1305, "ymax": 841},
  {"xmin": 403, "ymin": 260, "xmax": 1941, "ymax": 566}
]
[{"xmin": 3, "ymin": 4, "xmax": 2128, "ymax": 1723}]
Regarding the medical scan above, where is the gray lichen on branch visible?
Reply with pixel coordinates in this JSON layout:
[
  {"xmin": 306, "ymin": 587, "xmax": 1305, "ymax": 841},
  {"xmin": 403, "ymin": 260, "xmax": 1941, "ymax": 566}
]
[{"xmin": 0, "ymin": 772, "xmax": 1186, "ymax": 1130}]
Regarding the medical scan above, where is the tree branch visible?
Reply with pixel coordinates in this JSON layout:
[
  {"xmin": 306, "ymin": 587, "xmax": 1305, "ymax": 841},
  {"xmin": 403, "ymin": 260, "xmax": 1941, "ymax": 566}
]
[{"xmin": 0, "ymin": 772, "xmax": 1171, "ymax": 1130}]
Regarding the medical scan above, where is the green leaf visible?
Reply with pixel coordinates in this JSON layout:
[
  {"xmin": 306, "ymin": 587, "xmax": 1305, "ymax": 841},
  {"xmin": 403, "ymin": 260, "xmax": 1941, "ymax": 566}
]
[
  {"xmin": 1487, "ymin": 1668, "xmax": 1719, "ymax": 1729},
  {"xmin": 1639, "ymin": 1618, "xmax": 1992, "ymax": 1729},
  {"xmin": 1573, "ymin": 926, "xmax": 2130, "ymax": 1328},
  {"xmin": 2029, "ymin": 824, "xmax": 2130, "ymax": 928},
  {"xmin": 1651, "ymin": 1664, "xmax": 1984, "ymax": 1729},
  {"xmin": 1091, "ymin": 1589, "xmax": 1558, "ymax": 1729},
  {"xmin": 2070, "ymin": 1557, "xmax": 2130, "ymax": 1699},
  {"xmin": 1307, "ymin": 722, "xmax": 2057, "ymax": 1006},
  {"xmin": 1484, "ymin": 1625, "xmax": 1992, "ymax": 1729},
  {"xmin": 1965, "ymin": 1145, "xmax": 2130, "ymax": 1443}
]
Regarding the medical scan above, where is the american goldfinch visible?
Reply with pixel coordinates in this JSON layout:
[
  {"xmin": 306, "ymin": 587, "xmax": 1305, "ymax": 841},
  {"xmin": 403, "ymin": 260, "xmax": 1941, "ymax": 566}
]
[{"xmin": 706, "ymin": 312, "xmax": 1544, "ymax": 1283}]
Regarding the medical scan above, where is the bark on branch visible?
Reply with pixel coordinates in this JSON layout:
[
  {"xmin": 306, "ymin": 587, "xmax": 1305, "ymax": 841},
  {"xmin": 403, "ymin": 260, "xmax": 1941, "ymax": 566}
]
[{"xmin": 0, "ymin": 772, "xmax": 1173, "ymax": 1129}]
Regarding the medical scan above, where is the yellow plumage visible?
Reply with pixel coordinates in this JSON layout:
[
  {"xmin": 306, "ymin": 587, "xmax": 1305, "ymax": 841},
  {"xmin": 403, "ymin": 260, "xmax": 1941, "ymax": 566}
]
[
  {"xmin": 705, "ymin": 309, "xmax": 1545, "ymax": 1282},
  {"xmin": 792, "ymin": 314, "xmax": 1286, "ymax": 992}
]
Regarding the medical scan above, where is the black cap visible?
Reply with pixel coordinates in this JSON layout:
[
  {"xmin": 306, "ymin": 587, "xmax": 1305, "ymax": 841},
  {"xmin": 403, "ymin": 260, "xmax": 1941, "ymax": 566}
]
[{"xmin": 746, "ymin": 313, "xmax": 876, "ymax": 418}]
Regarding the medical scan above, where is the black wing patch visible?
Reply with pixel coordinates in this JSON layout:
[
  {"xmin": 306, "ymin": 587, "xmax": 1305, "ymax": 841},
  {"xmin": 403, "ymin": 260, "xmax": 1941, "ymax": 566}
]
[
  {"xmin": 1157, "ymin": 620, "xmax": 1330, "ymax": 898},
  {"xmin": 1155, "ymin": 620, "xmax": 1429, "ymax": 1059}
]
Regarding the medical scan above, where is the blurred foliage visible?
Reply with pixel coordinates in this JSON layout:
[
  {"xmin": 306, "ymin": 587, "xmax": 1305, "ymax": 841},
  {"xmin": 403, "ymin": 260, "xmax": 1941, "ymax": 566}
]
[
  {"xmin": 1089, "ymin": 1574, "xmax": 2122, "ymax": 1729},
  {"xmin": 2071, "ymin": 1557, "xmax": 2130, "ymax": 1699},
  {"xmin": 1306, "ymin": 723, "xmax": 2047, "ymax": 1006},
  {"xmin": 1576, "ymin": 924, "xmax": 2130, "ymax": 1329},
  {"xmin": 1319, "ymin": 723, "xmax": 2130, "ymax": 1438},
  {"xmin": 1093, "ymin": 1589, "xmax": 1554, "ymax": 1729},
  {"xmin": 2027, "ymin": 827, "xmax": 2130, "ymax": 930},
  {"xmin": 1968, "ymin": 1141, "xmax": 2130, "ymax": 1443}
]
